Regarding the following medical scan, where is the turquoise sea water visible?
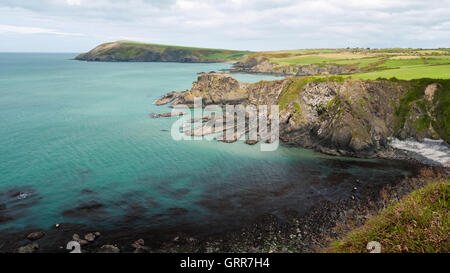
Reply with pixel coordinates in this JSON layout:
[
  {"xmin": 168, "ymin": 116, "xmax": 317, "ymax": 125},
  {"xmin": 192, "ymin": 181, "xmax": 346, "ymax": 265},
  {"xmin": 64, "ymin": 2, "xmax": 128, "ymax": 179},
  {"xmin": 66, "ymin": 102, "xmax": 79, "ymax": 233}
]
[{"xmin": 0, "ymin": 54, "xmax": 413, "ymax": 236}]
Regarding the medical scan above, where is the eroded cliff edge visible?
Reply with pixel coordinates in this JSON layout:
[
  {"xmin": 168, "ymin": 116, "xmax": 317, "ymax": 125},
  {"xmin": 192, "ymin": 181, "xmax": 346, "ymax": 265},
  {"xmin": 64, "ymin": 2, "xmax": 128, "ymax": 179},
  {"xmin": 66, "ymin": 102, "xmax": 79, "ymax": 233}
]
[
  {"xmin": 157, "ymin": 73, "xmax": 449, "ymax": 159},
  {"xmin": 229, "ymin": 54, "xmax": 358, "ymax": 76}
]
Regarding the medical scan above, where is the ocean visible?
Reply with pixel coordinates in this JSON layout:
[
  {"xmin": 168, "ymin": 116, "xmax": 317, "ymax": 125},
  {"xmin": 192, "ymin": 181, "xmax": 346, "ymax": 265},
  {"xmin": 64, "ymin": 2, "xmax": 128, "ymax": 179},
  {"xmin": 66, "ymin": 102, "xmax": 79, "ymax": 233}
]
[{"xmin": 0, "ymin": 53, "xmax": 414, "ymax": 236}]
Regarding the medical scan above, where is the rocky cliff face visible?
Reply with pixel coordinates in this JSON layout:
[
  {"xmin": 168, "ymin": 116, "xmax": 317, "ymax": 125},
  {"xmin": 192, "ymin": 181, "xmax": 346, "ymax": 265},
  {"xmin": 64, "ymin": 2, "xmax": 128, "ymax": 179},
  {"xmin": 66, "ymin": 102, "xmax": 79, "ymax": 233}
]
[
  {"xmin": 230, "ymin": 55, "xmax": 357, "ymax": 76},
  {"xmin": 159, "ymin": 73, "xmax": 449, "ymax": 157}
]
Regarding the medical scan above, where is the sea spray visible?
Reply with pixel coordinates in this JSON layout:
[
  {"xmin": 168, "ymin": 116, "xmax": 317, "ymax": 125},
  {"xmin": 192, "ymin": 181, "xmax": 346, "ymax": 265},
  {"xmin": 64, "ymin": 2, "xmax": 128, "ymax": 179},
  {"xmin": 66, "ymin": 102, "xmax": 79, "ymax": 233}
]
[{"xmin": 390, "ymin": 138, "xmax": 450, "ymax": 166}]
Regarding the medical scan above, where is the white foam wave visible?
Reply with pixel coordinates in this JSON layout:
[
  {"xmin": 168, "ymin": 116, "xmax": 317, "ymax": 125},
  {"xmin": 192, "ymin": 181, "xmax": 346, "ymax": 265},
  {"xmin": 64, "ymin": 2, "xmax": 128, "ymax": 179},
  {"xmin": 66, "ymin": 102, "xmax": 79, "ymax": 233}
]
[{"xmin": 390, "ymin": 138, "xmax": 450, "ymax": 166}]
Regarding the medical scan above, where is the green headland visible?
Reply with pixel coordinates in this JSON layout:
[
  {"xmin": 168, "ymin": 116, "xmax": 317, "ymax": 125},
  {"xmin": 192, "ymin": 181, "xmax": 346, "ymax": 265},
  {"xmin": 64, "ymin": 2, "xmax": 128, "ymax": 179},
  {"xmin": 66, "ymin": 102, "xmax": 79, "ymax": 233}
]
[{"xmin": 75, "ymin": 40, "xmax": 254, "ymax": 63}]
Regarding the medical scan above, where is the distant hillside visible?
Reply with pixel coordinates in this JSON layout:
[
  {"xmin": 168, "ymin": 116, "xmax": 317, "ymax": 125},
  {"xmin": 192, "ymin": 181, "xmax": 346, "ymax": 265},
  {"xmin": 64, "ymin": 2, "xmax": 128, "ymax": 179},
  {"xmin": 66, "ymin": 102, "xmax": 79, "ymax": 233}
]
[{"xmin": 75, "ymin": 41, "xmax": 254, "ymax": 63}]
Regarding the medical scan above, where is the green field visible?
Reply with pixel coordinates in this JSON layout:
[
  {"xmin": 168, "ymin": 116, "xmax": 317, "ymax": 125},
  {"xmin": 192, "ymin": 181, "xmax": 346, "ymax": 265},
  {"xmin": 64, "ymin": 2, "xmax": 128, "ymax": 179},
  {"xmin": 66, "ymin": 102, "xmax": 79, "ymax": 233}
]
[
  {"xmin": 245, "ymin": 48, "xmax": 450, "ymax": 79},
  {"xmin": 348, "ymin": 64, "xmax": 450, "ymax": 80}
]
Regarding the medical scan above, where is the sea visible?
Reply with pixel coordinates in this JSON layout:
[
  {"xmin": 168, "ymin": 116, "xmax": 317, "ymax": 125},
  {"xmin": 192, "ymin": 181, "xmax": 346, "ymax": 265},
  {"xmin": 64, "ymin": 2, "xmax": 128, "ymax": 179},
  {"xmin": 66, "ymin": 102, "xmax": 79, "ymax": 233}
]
[{"xmin": 0, "ymin": 53, "xmax": 415, "ymax": 237}]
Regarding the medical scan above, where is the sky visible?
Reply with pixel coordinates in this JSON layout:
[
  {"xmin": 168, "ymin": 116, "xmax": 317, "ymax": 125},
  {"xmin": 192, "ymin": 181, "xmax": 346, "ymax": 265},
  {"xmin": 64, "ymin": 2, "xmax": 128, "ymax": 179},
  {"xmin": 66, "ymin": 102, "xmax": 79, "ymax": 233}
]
[{"xmin": 0, "ymin": 0, "xmax": 449, "ymax": 52}]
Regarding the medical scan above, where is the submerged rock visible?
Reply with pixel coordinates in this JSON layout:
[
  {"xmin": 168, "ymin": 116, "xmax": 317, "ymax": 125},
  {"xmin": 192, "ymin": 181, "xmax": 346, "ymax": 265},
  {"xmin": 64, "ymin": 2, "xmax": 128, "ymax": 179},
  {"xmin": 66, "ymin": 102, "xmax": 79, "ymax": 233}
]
[{"xmin": 27, "ymin": 231, "xmax": 45, "ymax": 241}]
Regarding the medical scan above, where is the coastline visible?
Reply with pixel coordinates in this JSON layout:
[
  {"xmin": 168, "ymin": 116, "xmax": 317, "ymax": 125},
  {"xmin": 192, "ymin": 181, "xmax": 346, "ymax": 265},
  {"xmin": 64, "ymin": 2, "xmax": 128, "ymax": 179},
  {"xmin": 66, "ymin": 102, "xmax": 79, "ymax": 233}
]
[
  {"xmin": 1, "ymin": 163, "xmax": 446, "ymax": 253},
  {"xmin": 1, "ymin": 54, "xmax": 448, "ymax": 253}
]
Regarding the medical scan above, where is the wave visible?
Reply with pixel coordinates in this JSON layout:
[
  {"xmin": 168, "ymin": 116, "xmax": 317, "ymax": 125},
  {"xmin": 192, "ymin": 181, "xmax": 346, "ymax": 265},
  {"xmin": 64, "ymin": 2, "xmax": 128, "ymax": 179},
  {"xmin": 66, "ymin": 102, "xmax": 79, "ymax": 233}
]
[{"xmin": 390, "ymin": 138, "xmax": 450, "ymax": 166}]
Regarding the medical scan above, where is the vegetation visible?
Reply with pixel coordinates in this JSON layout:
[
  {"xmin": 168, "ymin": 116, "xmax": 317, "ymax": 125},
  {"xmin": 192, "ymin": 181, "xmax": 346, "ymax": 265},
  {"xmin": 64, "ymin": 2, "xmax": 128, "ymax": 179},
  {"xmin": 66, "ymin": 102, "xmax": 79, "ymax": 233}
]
[
  {"xmin": 277, "ymin": 76, "xmax": 345, "ymax": 109},
  {"xmin": 392, "ymin": 78, "xmax": 450, "ymax": 141},
  {"xmin": 328, "ymin": 181, "xmax": 449, "ymax": 253},
  {"xmin": 349, "ymin": 64, "xmax": 450, "ymax": 80},
  {"xmin": 76, "ymin": 40, "xmax": 254, "ymax": 62},
  {"xmin": 241, "ymin": 48, "xmax": 450, "ymax": 80}
]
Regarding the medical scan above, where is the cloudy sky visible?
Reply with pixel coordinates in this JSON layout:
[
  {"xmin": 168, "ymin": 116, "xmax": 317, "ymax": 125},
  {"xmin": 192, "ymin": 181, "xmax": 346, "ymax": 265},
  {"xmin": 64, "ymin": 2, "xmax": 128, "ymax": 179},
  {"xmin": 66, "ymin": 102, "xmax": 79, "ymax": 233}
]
[{"xmin": 0, "ymin": 0, "xmax": 449, "ymax": 52}]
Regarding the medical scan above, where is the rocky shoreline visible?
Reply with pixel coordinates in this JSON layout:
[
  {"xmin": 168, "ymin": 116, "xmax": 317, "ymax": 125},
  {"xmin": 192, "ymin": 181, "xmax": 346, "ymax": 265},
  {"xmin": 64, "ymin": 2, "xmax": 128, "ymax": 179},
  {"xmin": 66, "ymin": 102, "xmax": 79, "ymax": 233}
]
[
  {"xmin": 228, "ymin": 55, "xmax": 358, "ymax": 76},
  {"xmin": 153, "ymin": 72, "xmax": 449, "ymax": 165},
  {"xmin": 1, "ymin": 164, "xmax": 446, "ymax": 253},
  {"xmin": 2, "ymin": 71, "xmax": 448, "ymax": 253}
]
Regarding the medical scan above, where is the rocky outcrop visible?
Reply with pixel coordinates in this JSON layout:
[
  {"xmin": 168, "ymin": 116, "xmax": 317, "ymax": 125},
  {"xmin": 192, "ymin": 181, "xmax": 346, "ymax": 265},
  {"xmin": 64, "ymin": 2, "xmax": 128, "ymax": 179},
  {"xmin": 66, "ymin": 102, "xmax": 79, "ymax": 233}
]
[
  {"xmin": 230, "ymin": 55, "xmax": 357, "ymax": 76},
  {"xmin": 154, "ymin": 91, "xmax": 184, "ymax": 105},
  {"xmin": 150, "ymin": 112, "xmax": 186, "ymax": 118},
  {"xmin": 158, "ymin": 73, "xmax": 450, "ymax": 157}
]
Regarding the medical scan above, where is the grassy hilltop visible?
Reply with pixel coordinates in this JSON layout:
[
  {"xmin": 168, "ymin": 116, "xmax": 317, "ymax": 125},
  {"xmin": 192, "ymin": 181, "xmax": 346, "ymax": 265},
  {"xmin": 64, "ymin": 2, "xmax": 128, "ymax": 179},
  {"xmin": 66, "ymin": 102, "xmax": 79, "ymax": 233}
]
[{"xmin": 75, "ymin": 40, "xmax": 254, "ymax": 63}]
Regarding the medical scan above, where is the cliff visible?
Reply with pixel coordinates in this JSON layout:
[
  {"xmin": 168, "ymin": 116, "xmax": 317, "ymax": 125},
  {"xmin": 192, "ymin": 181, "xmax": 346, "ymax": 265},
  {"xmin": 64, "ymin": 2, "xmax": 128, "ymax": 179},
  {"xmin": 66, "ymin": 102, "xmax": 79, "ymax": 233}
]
[
  {"xmin": 158, "ymin": 73, "xmax": 449, "ymax": 157},
  {"xmin": 75, "ymin": 41, "xmax": 253, "ymax": 62},
  {"xmin": 230, "ymin": 54, "xmax": 358, "ymax": 76}
]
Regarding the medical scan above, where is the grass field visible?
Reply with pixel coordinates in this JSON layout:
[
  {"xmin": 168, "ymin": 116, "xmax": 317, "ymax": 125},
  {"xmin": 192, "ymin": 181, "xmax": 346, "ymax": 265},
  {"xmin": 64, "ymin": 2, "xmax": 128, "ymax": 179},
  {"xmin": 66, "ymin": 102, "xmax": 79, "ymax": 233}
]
[
  {"xmin": 348, "ymin": 64, "xmax": 450, "ymax": 80},
  {"xmin": 246, "ymin": 48, "xmax": 450, "ymax": 79},
  {"xmin": 328, "ymin": 181, "xmax": 449, "ymax": 253}
]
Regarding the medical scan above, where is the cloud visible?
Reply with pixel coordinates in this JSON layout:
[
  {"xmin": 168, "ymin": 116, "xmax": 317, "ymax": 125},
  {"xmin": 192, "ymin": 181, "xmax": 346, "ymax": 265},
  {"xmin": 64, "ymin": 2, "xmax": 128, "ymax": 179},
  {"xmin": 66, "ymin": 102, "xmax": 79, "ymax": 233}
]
[
  {"xmin": 0, "ymin": 0, "xmax": 449, "ymax": 51},
  {"xmin": 66, "ymin": 0, "xmax": 81, "ymax": 6},
  {"xmin": 0, "ymin": 24, "xmax": 83, "ymax": 36}
]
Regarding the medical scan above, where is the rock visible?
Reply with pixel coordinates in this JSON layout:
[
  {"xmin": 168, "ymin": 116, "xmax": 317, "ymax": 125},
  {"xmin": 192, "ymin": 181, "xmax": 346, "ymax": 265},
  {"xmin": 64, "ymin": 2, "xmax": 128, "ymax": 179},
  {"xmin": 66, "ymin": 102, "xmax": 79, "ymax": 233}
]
[
  {"xmin": 131, "ymin": 239, "xmax": 150, "ymax": 253},
  {"xmin": 94, "ymin": 232, "xmax": 101, "ymax": 237},
  {"xmin": 27, "ymin": 231, "xmax": 45, "ymax": 241},
  {"xmin": 424, "ymin": 83, "xmax": 438, "ymax": 102},
  {"xmin": 98, "ymin": 245, "xmax": 120, "ymax": 253},
  {"xmin": 132, "ymin": 239, "xmax": 145, "ymax": 247},
  {"xmin": 84, "ymin": 233, "xmax": 96, "ymax": 242},
  {"xmin": 17, "ymin": 243, "xmax": 39, "ymax": 253},
  {"xmin": 151, "ymin": 112, "xmax": 186, "ymax": 118},
  {"xmin": 72, "ymin": 233, "xmax": 88, "ymax": 245},
  {"xmin": 55, "ymin": 223, "xmax": 60, "ymax": 228},
  {"xmin": 154, "ymin": 91, "xmax": 184, "ymax": 106},
  {"xmin": 245, "ymin": 139, "xmax": 258, "ymax": 145}
]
